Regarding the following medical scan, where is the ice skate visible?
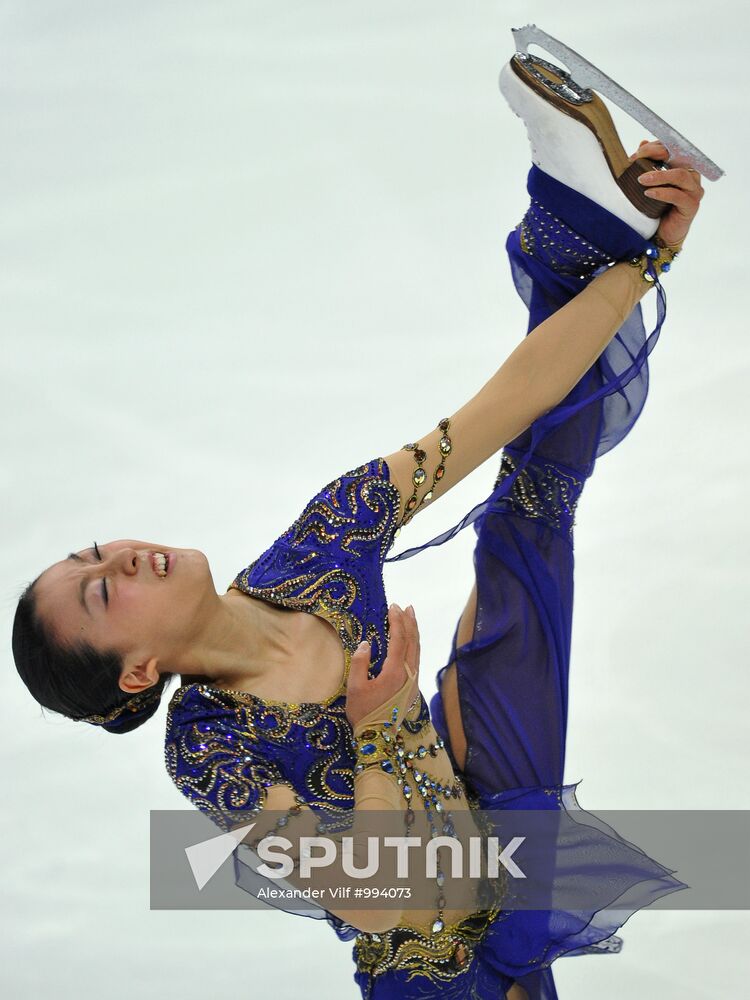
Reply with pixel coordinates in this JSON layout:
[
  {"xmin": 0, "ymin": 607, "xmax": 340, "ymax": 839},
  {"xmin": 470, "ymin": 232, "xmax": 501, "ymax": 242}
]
[{"xmin": 500, "ymin": 24, "xmax": 724, "ymax": 238}]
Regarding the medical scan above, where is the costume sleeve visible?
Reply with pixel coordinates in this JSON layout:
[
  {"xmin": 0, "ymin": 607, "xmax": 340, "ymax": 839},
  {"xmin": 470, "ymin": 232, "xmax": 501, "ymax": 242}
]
[
  {"xmin": 164, "ymin": 711, "xmax": 281, "ymax": 833},
  {"xmin": 230, "ymin": 457, "xmax": 403, "ymax": 677},
  {"xmin": 300, "ymin": 457, "xmax": 403, "ymax": 559}
]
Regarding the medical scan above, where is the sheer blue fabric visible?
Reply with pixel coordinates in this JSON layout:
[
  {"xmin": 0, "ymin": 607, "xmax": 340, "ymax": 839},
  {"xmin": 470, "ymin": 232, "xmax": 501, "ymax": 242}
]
[{"xmin": 417, "ymin": 167, "xmax": 679, "ymax": 1000}]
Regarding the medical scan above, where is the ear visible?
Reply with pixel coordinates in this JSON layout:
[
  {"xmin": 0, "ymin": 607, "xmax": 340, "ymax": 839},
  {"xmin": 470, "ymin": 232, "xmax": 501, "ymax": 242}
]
[{"xmin": 119, "ymin": 657, "xmax": 161, "ymax": 695}]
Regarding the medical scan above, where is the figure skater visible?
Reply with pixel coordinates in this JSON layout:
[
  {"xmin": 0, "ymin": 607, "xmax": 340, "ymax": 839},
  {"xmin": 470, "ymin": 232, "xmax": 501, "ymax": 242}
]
[{"xmin": 12, "ymin": 27, "xmax": 720, "ymax": 1000}]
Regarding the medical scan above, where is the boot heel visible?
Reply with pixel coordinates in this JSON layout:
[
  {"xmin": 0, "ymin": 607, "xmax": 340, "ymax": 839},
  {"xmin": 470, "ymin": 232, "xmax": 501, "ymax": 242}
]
[
  {"xmin": 508, "ymin": 54, "xmax": 668, "ymax": 220},
  {"xmin": 617, "ymin": 160, "xmax": 666, "ymax": 220}
]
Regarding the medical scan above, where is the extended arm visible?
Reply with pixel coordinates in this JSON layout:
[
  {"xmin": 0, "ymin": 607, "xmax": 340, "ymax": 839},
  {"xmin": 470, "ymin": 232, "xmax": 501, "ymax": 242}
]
[
  {"xmin": 384, "ymin": 144, "xmax": 703, "ymax": 523},
  {"xmin": 385, "ymin": 261, "xmax": 649, "ymax": 522}
]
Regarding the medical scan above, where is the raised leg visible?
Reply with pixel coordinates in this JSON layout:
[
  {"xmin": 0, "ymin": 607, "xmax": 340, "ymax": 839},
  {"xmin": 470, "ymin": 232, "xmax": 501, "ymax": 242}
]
[
  {"xmin": 432, "ymin": 165, "xmax": 662, "ymax": 798},
  {"xmin": 436, "ymin": 458, "xmax": 578, "ymax": 793}
]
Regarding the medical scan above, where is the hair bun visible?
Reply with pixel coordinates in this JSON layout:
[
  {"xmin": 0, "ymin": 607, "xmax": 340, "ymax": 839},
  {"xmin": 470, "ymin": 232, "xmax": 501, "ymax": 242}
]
[
  {"xmin": 80, "ymin": 681, "xmax": 169, "ymax": 734},
  {"xmin": 101, "ymin": 690, "xmax": 165, "ymax": 734}
]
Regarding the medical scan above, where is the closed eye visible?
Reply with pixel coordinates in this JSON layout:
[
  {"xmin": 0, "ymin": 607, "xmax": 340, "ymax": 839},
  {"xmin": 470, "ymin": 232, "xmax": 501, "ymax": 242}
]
[{"xmin": 93, "ymin": 541, "xmax": 109, "ymax": 607}]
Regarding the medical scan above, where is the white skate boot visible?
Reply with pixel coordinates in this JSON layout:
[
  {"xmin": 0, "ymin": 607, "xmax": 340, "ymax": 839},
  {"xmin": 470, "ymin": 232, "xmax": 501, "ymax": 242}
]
[{"xmin": 499, "ymin": 25, "xmax": 724, "ymax": 239}]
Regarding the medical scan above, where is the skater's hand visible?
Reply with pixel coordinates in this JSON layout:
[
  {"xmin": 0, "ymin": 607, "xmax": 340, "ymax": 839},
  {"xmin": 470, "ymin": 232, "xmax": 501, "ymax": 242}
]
[
  {"xmin": 630, "ymin": 139, "xmax": 704, "ymax": 249},
  {"xmin": 346, "ymin": 604, "xmax": 420, "ymax": 730}
]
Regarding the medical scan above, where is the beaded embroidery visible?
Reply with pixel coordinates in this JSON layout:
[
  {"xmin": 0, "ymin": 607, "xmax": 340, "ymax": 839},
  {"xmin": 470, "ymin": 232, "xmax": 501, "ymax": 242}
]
[
  {"xmin": 492, "ymin": 450, "xmax": 584, "ymax": 536},
  {"xmin": 165, "ymin": 681, "xmax": 363, "ymax": 832},
  {"xmin": 355, "ymin": 703, "xmax": 467, "ymax": 934},
  {"xmin": 519, "ymin": 198, "xmax": 615, "ymax": 279},
  {"xmin": 230, "ymin": 460, "xmax": 403, "ymax": 671},
  {"xmin": 353, "ymin": 907, "xmax": 500, "ymax": 984}
]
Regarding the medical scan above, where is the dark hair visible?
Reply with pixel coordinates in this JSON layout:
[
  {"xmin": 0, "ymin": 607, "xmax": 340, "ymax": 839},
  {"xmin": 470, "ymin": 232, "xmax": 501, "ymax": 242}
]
[{"xmin": 12, "ymin": 581, "xmax": 172, "ymax": 734}]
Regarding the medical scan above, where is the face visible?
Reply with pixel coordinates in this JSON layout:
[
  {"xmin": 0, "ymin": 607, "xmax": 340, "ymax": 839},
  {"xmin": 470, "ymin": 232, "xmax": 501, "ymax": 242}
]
[{"xmin": 33, "ymin": 540, "xmax": 218, "ymax": 693}]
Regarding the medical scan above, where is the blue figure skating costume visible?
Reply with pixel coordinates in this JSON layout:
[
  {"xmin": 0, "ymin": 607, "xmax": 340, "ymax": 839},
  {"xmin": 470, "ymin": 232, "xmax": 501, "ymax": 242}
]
[{"xmin": 165, "ymin": 167, "xmax": 685, "ymax": 1000}]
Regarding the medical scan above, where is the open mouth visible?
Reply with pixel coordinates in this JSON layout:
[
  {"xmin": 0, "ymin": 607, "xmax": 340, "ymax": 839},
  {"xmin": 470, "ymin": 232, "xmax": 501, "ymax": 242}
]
[{"xmin": 151, "ymin": 552, "xmax": 169, "ymax": 578}]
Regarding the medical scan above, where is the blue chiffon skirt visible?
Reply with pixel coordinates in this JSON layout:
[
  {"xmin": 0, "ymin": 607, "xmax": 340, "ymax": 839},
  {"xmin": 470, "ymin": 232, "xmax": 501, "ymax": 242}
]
[{"xmin": 363, "ymin": 166, "xmax": 687, "ymax": 999}]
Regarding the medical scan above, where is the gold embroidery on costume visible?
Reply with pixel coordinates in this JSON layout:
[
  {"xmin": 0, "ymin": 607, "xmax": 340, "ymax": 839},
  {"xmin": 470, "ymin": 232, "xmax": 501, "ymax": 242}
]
[
  {"xmin": 229, "ymin": 462, "xmax": 401, "ymax": 674},
  {"xmin": 354, "ymin": 908, "xmax": 501, "ymax": 983},
  {"xmin": 165, "ymin": 681, "xmax": 360, "ymax": 830}
]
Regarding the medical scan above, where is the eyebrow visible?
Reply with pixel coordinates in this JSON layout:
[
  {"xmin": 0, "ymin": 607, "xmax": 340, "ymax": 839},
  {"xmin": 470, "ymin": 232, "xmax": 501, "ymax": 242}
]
[{"xmin": 66, "ymin": 552, "xmax": 91, "ymax": 615}]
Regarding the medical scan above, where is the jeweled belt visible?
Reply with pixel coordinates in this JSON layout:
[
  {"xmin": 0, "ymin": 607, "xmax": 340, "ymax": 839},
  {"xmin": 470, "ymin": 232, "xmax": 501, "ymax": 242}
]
[{"xmin": 353, "ymin": 906, "xmax": 501, "ymax": 984}]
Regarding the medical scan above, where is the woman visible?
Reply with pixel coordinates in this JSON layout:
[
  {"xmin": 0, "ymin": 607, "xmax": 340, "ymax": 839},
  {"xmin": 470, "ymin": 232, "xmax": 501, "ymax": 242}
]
[{"xmin": 12, "ymin": 39, "xmax": 712, "ymax": 1000}]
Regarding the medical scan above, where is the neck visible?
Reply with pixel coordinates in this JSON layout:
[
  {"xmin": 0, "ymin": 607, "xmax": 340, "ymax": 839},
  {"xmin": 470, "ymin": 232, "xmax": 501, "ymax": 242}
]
[{"xmin": 174, "ymin": 590, "xmax": 288, "ymax": 689}]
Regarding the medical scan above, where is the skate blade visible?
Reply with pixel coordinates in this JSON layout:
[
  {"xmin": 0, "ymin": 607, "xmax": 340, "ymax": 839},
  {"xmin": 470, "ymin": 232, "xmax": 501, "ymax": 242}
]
[{"xmin": 511, "ymin": 24, "xmax": 725, "ymax": 181}]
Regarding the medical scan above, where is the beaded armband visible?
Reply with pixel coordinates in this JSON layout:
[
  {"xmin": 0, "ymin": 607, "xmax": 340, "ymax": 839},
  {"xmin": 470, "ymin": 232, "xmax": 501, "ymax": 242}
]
[
  {"xmin": 629, "ymin": 236, "xmax": 681, "ymax": 284},
  {"xmin": 354, "ymin": 701, "xmax": 465, "ymax": 936}
]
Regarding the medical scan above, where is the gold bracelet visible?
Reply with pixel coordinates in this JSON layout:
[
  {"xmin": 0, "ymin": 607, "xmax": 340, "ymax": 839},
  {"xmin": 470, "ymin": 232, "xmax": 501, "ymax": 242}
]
[
  {"xmin": 628, "ymin": 236, "xmax": 681, "ymax": 284},
  {"xmin": 400, "ymin": 418, "xmax": 452, "ymax": 527}
]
